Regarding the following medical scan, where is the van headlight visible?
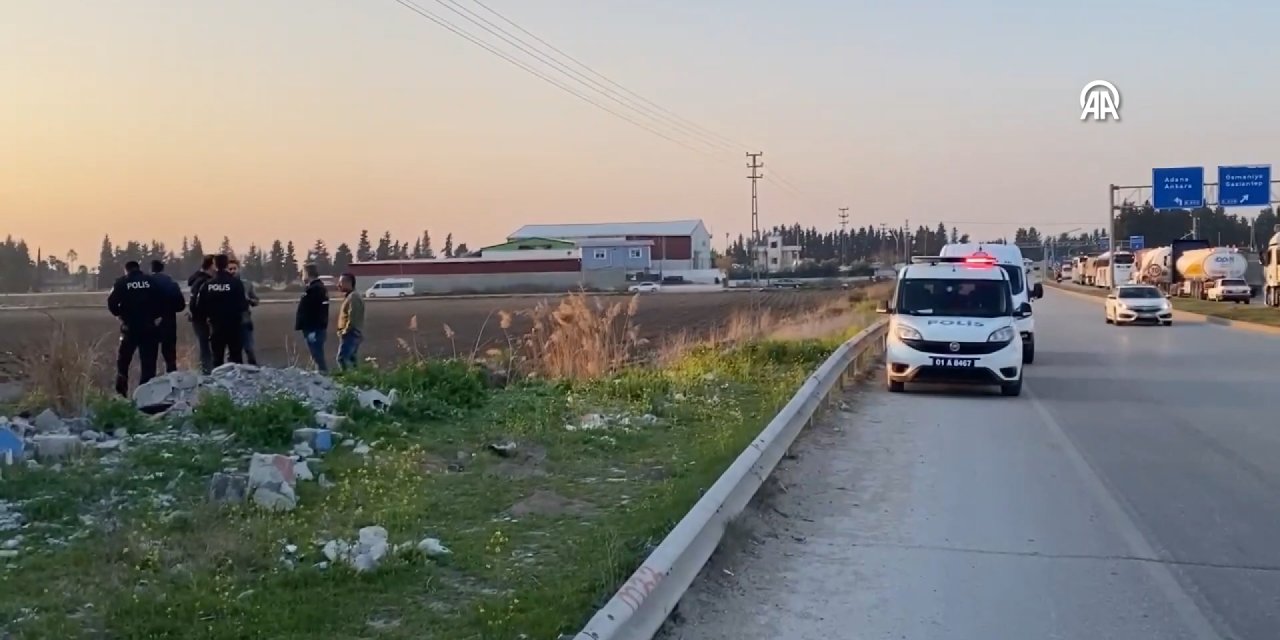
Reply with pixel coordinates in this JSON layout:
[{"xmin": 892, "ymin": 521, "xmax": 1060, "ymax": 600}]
[
  {"xmin": 987, "ymin": 326, "xmax": 1015, "ymax": 343},
  {"xmin": 895, "ymin": 325, "xmax": 922, "ymax": 341}
]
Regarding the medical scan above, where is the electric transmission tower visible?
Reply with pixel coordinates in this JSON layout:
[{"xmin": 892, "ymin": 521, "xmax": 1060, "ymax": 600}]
[
  {"xmin": 747, "ymin": 152, "xmax": 763, "ymax": 280},
  {"xmin": 838, "ymin": 207, "xmax": 849, "ymax": 265}
]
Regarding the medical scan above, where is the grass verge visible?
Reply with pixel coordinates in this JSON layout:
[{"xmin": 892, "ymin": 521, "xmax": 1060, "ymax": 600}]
[{"xmin": 0, "ymin": 293, "xmax": 874, "ymax": 639}]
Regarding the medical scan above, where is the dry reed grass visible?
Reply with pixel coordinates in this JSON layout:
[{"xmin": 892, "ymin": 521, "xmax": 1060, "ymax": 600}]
[
  {"xmin": 514, "ymin": 292, "xmax": 642, "ymax": 380},
  {"xmin": 18, "ymin": 313, "xmax": 109, "ymax": 414}
]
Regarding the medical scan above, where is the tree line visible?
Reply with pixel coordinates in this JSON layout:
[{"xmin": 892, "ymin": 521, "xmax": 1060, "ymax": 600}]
[
  {"xmin": 0, "ymin": 230, "xmax": 471, "ymax": 293},
  {"xmin": 86, "ymin": 230, "xmax": 474, "ymax": 289},
  {"xmin": 3, "ymin": 208, "xmax": 1275, "ymax": 293}
]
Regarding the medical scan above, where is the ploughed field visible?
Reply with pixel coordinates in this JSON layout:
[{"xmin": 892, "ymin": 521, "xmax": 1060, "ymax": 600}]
[{"xmin": 0, "ymin": 290, "xmax": 842, "ymax": 383}]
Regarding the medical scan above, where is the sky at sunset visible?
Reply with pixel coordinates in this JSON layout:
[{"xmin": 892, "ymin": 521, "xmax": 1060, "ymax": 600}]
[{"xmin": 4, "ymin": 0, "xmax": 1279, "ymax": 263}]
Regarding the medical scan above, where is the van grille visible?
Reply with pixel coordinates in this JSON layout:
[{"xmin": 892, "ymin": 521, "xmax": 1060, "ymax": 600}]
[{"xmin": 902, "ymin": 339, "xmax": 1006, "ymax": 355}]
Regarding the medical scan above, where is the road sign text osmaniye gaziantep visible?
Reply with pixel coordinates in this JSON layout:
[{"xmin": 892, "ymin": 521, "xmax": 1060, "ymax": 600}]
[
  {"xmin": 1218, "ymin": 165, "xmax": 1271, "ymax": 207},
  {"xmin": 1080, "ymin": 80, "xmax": 1120, "ymax": 122},
  {"xmin": 1152, "ymin": 167, "xmax": 1204, "ymax": 210}
]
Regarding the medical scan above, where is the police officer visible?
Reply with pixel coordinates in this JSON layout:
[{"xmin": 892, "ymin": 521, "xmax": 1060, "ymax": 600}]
[
  {"xmin": 194, "ymin": 254, "xmax": 248, "ymax": 367},
  {"xmin": 107, "ymin": 260, "xmax": 163, "ymax": 396},
  {"xmin": 186, "ymin": 255, "xmax": 216, "ymax": 374},
  {"xmin": 149, "ymin": 259, "xmax": 186, "ymax": 373}
]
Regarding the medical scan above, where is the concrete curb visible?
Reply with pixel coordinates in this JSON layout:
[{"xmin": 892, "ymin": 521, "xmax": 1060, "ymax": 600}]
[
  {"xmin": 1045, "ymin": 283, "xmax": 1280, "ymax": 336},
  {"xmin": 572, "ymin": 320, "xmax": 889, "ymax": 640}
]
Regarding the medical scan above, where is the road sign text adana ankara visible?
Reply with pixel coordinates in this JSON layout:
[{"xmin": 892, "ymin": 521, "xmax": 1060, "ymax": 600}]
[
  {"xmin": 1218, "ymin": 165, "xmax": 1271, "ymax": 207},
  {"xmin": 1152, "ymin": 167, "xmax": 1204, "ymax": 210}
]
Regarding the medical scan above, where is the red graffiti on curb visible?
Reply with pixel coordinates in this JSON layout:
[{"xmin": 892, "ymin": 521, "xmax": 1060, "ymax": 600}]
[{"xmin": 615, "ymin": 565, "xmax": 665, "ymax": 613}]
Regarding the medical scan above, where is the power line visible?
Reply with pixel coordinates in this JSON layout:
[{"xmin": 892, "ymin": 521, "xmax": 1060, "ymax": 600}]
[
  {"xmin": 391, "ymin": 0, "xmax": 720, "ymax": 157},
  {"xmin": 394, "ymin": 0, "xmax": 835, "ymax": 208},
  {"xmin": 431, "ymin": 0, "xmax": 733, "ymax": 154},
  {"xmin": 468, "ymin": 0, "xmax": 752, "ymax": 153}
]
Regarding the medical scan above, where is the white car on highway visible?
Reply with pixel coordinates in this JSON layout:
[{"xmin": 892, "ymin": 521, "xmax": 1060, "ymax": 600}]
[
  {"xmin": 628, "ymin": 282, "xmax": 661, "ymax": 293},
  {"xmin": 877, "ymin": 252, "xmax": 1030, "ymax": 397},
  {"xmin": 1205, "ymin": 278, "xmax": 1252, "ymax": 303},
  {"xmin": 1104, "ymin": 285, "xmax": 1173, "ymax": 326}
]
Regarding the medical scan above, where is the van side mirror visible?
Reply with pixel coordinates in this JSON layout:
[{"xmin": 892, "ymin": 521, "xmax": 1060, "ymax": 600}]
[
  {"xmin": 1016, "ymin": 302, "xmax": 1032, "ymax": 317},
  {"xmin": 875, "ymin": 300, "xmax": 891, "ymax": 314}
]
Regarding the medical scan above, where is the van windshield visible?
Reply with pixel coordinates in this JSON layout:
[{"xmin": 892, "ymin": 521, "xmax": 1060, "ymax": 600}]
[
  {"xmin": 998, "ymin": 265, "xmax": 1024, "ymax": 295},
  {"xmin": 896, "ymin": 279, "xmax": 1011, "ymax": 318}
]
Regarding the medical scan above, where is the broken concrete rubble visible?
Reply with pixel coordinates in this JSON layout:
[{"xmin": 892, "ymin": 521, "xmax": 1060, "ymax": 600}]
[
  {"xmin": 564, "ymin": 412, "xmax": 659, "ymax": 432},
  {"xmin": 33, "ymin": 409, "xmax": 66, "ymax": 433},
  {"xmin": 208, "ymin": 472, "xmax": 249, "ymax": 504},
  {"xmin": 132, "ymin": 364, "xmax": 344, "ymax": 414},
  {"xmin": 31, "ymin": 434, "xmax": 81, "ymax": 461},
  {"xmin": 313, "ymin": 412, "xmax": 347, "ymax": 431},
  {"xmin": 320, "ymin": 526, "xmax": 450, "ymax": 573},
  {"xmin": 247, "ymin": 453, "xmax": 298, "ymax": 512},
  {"xmin": 356, "ymin": 389, "xmax": 397, "ymax": 411}
]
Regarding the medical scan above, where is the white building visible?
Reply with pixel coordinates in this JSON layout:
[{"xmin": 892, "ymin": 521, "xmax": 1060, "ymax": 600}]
[
  {"xmin": 508, "ymin": 219, "xmax": 716, "ymax": 278},
  {"xmin": 753, "ymin": 233, "xmax": 801, "ymax": 273}
]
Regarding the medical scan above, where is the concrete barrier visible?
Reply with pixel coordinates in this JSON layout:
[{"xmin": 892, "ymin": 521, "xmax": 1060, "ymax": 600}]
[{"xmin": 572, "ymin": 319, "xmax": 889, "ymax": 640}]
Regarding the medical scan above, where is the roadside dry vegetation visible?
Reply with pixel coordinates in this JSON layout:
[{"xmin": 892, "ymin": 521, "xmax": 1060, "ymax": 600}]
[{"xmin": 0, "ymin": 289, "xmax": 884, "ymax": 639}]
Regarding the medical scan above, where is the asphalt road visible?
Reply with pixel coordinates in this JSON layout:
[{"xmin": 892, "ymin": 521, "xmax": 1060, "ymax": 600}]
[{"xmin": 664, "ymin": 289, "xmax": 1280, "ymax": 639}]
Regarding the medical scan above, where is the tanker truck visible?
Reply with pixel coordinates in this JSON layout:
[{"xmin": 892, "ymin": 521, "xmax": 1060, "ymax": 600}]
[
  {"xmin": 1174, "ymin": 247, "xmax": 1248, "ymax": 299},
  {"xmin": 1133, "ymin": 246, "xmax": 1173, "ymax": 287}
]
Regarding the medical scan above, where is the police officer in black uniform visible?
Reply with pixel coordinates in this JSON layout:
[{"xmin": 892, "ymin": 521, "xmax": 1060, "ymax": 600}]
[
  {"xmin": 149, "ymin": 259, "xmax": 186, "ymax": 373},
  {"xmin": 107, "ymin": 260, "xmax": 163, "ymax": 396},
  {"xmin": 194, "ymin": 254, "xmax": 248, "ymax": 367}
]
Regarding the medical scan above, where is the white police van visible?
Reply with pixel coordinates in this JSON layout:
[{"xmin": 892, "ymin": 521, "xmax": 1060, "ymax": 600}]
[
  {"xmin": 940, "ymin": 243, "xmax": 1038, "ymax": 363},
  {"xmin": 876, "ymin": 251, "xmax": 1032, "ymax": 397}
]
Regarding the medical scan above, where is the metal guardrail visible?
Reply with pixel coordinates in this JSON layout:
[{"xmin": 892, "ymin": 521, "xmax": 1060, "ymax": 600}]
[{"xmin": 572, "ymin": 318, "xmax": 890, "ymax": 640}]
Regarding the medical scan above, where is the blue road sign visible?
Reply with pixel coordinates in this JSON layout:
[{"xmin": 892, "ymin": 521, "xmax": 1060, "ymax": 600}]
[
  {"xmin": 1129, "ymin": 235, "xmax": 1144, "ymax": 250},
  {"xmin": 1098, "ymin": 236, "xmax": 1110, "ymax": 250},
  {"xmin": 1218, "ymin": 165, "xmax": 1271, "ymax": 207},
  {"xmin": 1152, "ymin": 167, "xmax": 1204, "ymax": 210}
]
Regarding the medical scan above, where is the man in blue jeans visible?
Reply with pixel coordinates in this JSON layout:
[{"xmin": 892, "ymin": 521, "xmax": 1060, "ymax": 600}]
[
  {"xmin": 294, "ymin": 264, "xmax": 330, "ymax": 373},
  {"xmin": 335, "ymin": 273, "xmax": 365, "ymax": 371}
]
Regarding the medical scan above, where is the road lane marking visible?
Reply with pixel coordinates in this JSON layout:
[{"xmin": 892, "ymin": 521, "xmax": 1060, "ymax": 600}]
[{"xmin": 1026, "ymin": 384, "xmax": 1226, "ymax": 640}]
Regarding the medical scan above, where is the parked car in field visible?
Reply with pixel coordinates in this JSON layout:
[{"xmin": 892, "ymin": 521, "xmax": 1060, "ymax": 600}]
[
  {"xmin": 628, "ymin": 282, "xmax": 661, "ymax": 293},
  {"xmin": 769, "ymin": 278, "xmax": 804, "ymax": 289},
  {"xmin": 365, "ymin": 278, "xmax": 415, "ymax": 298}
]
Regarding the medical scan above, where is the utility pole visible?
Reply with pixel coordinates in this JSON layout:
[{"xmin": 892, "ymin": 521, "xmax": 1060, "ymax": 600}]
[
  {"xmin": 838, "ymin": 207, "xmax": 849, "ymax": 266},
  {"xmin": 747, "ymin": 152, "xmax": 763, "ymax": 281},
  {"xmin": 903, "ymin": 218, "xmax": 910, "ymax": 260},
  {"xmin": 1108, "ymin": 184, "xmax": 1117, "ymax": 289},
  {"xmin": 879, "ymin": 222, "xmax": 888, "ymax": 263}
]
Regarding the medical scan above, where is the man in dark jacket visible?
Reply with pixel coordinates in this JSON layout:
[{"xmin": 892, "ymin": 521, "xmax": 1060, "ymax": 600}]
[
  {"xmin": 186, "ymin": 255, "xmax": 216, "ymax": 373},
  {"xmin": 107, "ymin": 260, "xmax": 163, "ymax": 396},
  {"xmin": 149, "ymin": 260, "xmax": 186, "ymax": 373},
  {"xmin": 295, "ymin": 263, "xmax": 330, "ymax": 373},
  {"xmin": 194, "ymin": 254, "xmax": 248, "ymax": 367},
  {"xmin": 227, "ymin": 258, "xmax": 260, "ymax": 365}
]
